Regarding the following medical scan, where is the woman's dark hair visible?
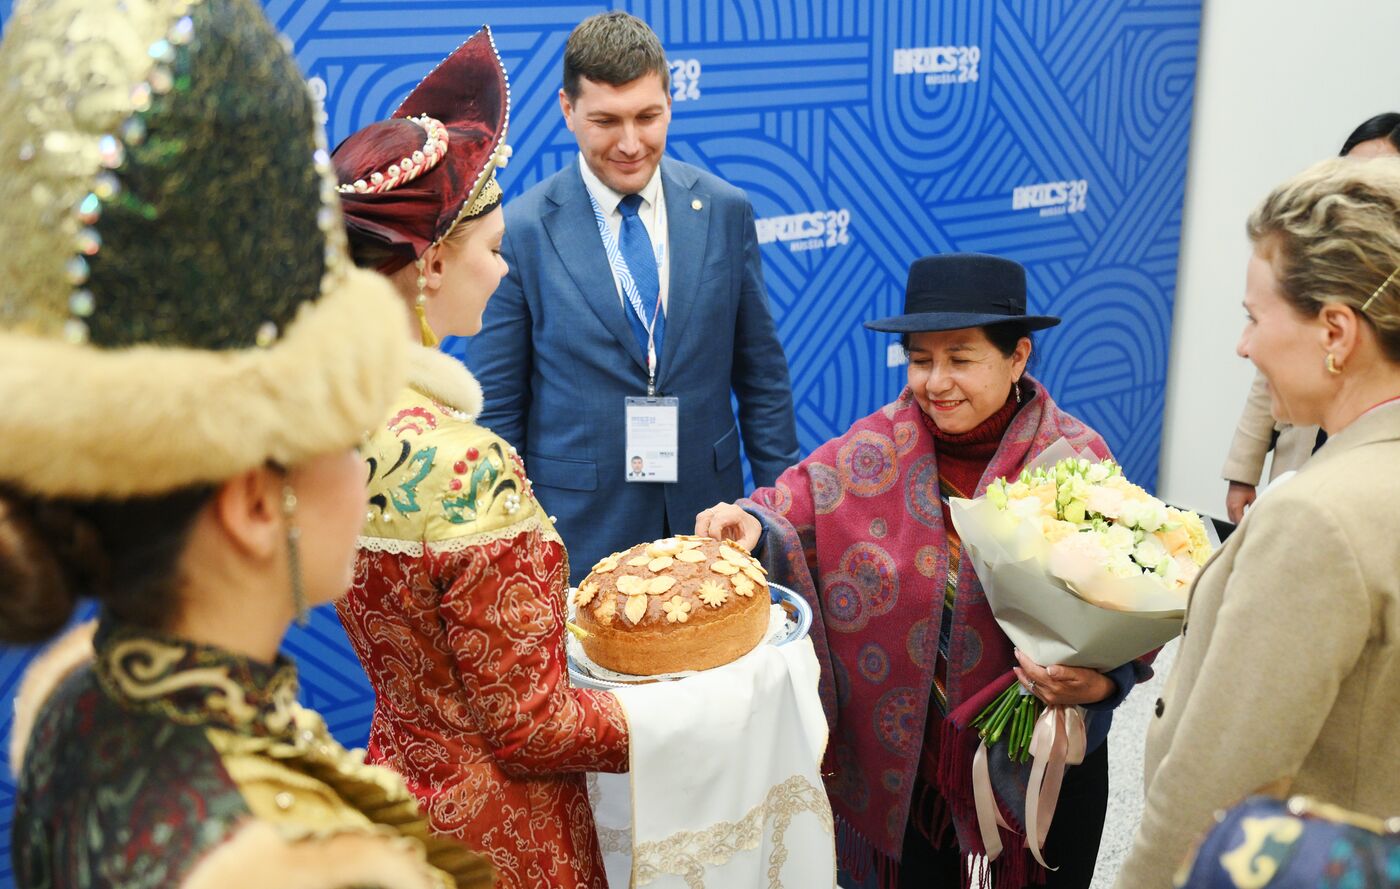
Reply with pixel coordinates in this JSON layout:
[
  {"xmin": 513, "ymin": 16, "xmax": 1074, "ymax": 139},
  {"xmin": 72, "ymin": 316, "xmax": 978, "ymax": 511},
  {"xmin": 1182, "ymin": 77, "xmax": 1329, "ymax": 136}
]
[
  {"xmin": 0, "ymin": 485, "xmax": 213, "ymax": 645},
  {"xmin": 901, "ymin": 321, "xmax": 1034, "ymax": 357},
  {"xmin": 345, "ymin": 236, "xmax": 405, "ymax": 274},
  {"xmin": 563, "ymin": 11, "xmax": 670, "ymax": 101},
  {"xmin": 1340, "ymin": 113, "xmax": 1400, "ymax": 157}
]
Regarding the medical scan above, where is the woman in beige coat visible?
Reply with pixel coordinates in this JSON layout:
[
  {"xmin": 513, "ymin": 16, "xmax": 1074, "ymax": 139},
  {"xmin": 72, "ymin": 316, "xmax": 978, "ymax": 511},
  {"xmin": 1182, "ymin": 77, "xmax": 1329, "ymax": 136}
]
[{"xmin": 1115, "ymin": 156, "xmax": 1400, "ymax": 888}]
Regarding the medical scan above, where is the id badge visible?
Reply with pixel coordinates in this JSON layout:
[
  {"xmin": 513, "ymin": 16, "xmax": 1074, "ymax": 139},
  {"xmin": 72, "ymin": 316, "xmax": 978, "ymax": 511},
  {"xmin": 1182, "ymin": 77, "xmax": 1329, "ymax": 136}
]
[{"xmin": 624, "ymin": 396, "xmax": 679, "ymax": 483}]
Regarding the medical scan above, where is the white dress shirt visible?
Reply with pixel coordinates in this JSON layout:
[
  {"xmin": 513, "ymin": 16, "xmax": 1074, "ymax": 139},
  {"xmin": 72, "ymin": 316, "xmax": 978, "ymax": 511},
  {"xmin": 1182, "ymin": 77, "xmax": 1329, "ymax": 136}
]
[{"xmin": 578, "ymin": 153, "xmax": 670, "ymax": 312}]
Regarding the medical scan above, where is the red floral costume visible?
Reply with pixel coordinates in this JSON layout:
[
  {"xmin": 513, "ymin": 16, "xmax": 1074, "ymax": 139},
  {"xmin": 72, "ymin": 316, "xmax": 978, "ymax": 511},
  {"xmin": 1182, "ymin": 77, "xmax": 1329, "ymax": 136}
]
[{"xmin": 340, "ymin": 347, "xmax": 630, "ymax": 889}]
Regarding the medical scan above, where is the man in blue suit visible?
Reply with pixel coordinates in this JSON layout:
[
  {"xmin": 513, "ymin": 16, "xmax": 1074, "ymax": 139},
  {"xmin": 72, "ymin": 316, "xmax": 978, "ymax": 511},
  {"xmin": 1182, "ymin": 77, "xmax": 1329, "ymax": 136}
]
[{"xmin": 462, "ymin": 11, "xmax": 798, "ymax": 584}]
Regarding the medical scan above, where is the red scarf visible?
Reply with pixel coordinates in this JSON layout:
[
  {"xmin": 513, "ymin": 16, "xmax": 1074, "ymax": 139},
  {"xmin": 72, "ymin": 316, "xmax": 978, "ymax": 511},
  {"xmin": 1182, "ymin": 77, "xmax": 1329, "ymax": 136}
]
[
  {"xmin": 744, "ymin": 378, "xmax": 1107, "ymax": 889},
  {"xmin": 917, "ymin": 394, "xmax": 1017, "ymax": 757}
]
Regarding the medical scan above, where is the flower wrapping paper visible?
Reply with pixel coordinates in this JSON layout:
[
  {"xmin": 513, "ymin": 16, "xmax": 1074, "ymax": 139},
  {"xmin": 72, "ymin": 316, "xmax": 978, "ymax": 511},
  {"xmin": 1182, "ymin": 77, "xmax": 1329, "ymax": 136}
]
[{"xmin": 949, "ymin": 438, "xmax": 1215, "ymax": 670}]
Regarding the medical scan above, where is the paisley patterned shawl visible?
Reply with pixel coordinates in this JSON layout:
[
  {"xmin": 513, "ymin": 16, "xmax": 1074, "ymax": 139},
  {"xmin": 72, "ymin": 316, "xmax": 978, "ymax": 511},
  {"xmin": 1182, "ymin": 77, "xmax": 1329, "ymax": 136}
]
[{"xmin": 742, "ymin": 377, "xmax": 1108, "ymax": 884}]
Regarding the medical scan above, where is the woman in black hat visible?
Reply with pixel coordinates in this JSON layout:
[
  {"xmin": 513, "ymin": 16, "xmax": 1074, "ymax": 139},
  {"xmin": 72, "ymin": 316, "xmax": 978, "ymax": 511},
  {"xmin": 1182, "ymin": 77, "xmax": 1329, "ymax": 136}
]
[{"xmin": 697, "ymin": 253, "xmax": 1146, "ymax": 889}]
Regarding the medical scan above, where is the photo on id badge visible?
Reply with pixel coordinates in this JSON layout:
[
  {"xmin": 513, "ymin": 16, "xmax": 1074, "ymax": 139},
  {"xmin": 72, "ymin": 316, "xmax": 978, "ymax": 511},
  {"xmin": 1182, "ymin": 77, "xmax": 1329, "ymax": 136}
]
[{"xmin": 625, "ymin": 396, "xmax": 679, "ymax": 483}]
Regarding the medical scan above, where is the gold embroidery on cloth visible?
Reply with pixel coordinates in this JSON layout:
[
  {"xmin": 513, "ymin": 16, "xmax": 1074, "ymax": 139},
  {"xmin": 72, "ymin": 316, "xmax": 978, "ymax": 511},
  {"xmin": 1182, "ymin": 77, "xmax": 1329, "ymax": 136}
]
[
  {"xmin": 104, "ymin": 636, "xmax": 301, "ymax": 730},
  {"xmin": 463, "ymin": 176, "xmax": 502, "ymax": 220},
  {"xmin": 625, "ymin": 775, "xmax": 834, "ymax": 889},
  {"xmin": 586, "ymin": 773, "xmax": 632, "ymax": 855},
  {"xmin": 0, "ymin": 0, "xmax": 189, "ymax": 334},
  {"xmin": 0, "ymin": 0, "xmax": 349, "ymax": 338},
  {"xmin": 207, "ymin": 706, "xmax": 494, "ymax": 889},
  {"xmin": 361, "ymin": 385, "xmax": 557, "ymax": 547}
]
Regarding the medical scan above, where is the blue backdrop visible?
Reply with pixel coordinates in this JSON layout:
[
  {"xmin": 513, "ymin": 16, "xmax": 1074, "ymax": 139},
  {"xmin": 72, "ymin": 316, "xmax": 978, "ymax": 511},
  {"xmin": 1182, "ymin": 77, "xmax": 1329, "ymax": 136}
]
[{"xmin": 0, "ymin": 2, "xmax": 1200, "ymax": 883}]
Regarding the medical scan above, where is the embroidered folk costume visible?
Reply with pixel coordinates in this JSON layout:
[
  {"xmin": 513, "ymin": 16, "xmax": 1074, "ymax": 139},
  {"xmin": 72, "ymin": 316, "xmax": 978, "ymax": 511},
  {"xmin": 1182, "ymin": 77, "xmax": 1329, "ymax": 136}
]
[
  {"xmin": 0, "ymin": 1, "xmax": 490, "ymax": 886},
  {"xmin": 333, "ymin": 31, "xmax": 630, "ymax": 889}
]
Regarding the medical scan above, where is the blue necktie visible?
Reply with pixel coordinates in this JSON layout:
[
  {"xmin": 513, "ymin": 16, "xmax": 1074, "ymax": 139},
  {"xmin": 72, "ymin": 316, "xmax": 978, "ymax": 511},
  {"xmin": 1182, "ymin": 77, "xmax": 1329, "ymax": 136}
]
[{"xmin": 618, "ymin": 194, "xmax": 664, "ymax": 366}]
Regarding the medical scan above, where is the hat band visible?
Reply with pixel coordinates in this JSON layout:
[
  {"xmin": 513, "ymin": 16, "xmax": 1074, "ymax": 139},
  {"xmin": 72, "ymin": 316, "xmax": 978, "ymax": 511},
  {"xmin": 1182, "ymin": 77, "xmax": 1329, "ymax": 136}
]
[
  {"xmin": 437, "ymin": 142, "xmax": 512, "ymax": 244},
  {"xmin": 462, "ymin": 176, "xmax": 502, "ymax": 221},
  {"xmin": 337, "ymin": 115, "xmax": 450, "ymax": 196},
  {"xmin": 907, "ymin": 291, "xmax": 1022, "ymax": 317}
]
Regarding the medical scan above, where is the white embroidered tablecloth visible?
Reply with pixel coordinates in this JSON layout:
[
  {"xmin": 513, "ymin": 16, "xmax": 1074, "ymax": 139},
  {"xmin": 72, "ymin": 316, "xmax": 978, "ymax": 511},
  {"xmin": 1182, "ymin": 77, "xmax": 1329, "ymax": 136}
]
[{"xmin": 588, "ymin": 637, "xmax": 835, "ymax": 889}]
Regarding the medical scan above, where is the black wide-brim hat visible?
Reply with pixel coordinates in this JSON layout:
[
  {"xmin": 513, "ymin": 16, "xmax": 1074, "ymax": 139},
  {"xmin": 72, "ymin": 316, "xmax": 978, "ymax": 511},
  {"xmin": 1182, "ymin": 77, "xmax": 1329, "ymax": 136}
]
[{"xmin": 865, "ymin": 253, "xmax": 1061, "ymax": 334}]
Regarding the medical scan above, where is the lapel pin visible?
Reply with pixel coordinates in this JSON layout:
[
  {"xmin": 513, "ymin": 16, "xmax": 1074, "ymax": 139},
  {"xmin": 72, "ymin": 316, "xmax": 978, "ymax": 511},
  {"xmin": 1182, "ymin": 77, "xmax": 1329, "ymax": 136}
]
[{"xmin": 691, "ymin": 199, "xmax": 703, "ymax": 210}]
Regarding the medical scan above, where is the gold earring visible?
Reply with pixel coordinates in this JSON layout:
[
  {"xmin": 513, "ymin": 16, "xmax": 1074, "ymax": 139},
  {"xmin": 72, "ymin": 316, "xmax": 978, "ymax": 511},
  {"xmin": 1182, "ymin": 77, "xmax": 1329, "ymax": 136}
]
[
  {"xmin": 414, "ymin": 257, "xmax": 438, "ymax": 347},
  {"xmin": 1326, "ymin": 353, "xmax": 1342, "ymax": 375},
  {"xmin": 282, "ymin": 484, "xmax": 309, "ymax": 626}
]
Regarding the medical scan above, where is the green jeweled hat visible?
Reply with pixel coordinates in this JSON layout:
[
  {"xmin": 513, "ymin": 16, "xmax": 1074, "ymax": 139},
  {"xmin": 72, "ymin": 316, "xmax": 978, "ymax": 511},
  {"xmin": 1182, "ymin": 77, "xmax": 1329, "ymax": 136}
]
[{"xmin": 0, "ymin": 0, "xmax": 406, "ymax": 498}]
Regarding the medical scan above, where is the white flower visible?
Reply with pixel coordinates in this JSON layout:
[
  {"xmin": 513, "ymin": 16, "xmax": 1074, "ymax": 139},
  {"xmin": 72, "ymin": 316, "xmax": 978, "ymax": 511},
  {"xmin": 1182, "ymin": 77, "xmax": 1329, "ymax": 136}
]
[
  {"xmin": 1120, "ymin": 498, "xmax": 1169, "ymax": 532},
  {"xmin": 1048, "ymin": 532, "xmax": 1110, "ymax": 588},
  {"xmin": 1103, "ymin": 523, "xmax": 1136, "ymax": 554},
  {"xmin": 1008, "ymin": 495, "xmax": 1047, "ymax": 520},
  {"xmin": 1085, "ymin": 485, "xmax": 1125, "ymax": 519},
  {"xmin": 1105, "ymin": 550, "xmax": 1142, "ymax": 579},
  {"xmin": 1133, "ymin": 535, "xmax": 1169, "ymax": 571},
  {"xmin": 1086, "ymin": 462, "xmax": 1112, "ymax": 484}
]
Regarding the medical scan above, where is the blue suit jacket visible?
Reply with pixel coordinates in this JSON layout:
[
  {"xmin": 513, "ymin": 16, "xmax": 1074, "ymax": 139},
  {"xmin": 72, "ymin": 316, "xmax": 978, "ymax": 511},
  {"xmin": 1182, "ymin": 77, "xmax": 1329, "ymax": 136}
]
[{"xmin": 458, "ymin": 157, "xmax": 799, "ymax": 584}]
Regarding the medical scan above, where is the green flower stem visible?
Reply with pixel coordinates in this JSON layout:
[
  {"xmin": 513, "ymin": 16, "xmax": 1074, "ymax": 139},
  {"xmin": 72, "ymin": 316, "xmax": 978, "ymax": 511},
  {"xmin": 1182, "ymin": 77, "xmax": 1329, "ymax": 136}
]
[
  {"xmin": 976, "ymin": 684, "xmax": 1016, "ymax": 733},
  {"xmin": 1019, "ymin": 699, "xmax": 1035, "ymax": 761},
  {"xmin": 989, "ymin": 694, "xmax": 1017, "ymax": 740},
  {"xmin": 975, "ymin": 690, "xmax": 1046, "ymax": 763},
  {"xmin": 1017, "ymin": 699, "xmax": 1032, "ymax": 761},
  {"xmin": 976, "ymin": 682, "xmax": 1051, "ymax": 761}
]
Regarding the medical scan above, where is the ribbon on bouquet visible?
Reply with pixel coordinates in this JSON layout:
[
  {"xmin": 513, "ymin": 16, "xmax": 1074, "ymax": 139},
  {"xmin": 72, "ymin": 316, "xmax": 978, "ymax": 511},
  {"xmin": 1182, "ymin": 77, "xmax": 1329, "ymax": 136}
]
[{"xmin": 971, "ymin": 705, "xmax": 1087, "ymax": 868}]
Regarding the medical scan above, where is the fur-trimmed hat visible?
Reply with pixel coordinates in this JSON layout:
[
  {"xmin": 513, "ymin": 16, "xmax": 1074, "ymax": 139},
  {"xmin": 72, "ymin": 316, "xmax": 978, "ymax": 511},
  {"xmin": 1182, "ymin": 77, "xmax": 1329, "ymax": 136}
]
[
  {"xmin": 332, "ymin": 27, "xmax": 511, "ymax": 274},
  {"xmin": 0, "ymin": 0, "xmax": 407, "ymax": 499}
]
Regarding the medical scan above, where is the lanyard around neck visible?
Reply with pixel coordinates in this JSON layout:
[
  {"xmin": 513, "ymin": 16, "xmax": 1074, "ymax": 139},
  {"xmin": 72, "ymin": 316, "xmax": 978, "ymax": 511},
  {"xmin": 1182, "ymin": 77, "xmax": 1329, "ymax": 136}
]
[{"xmin": 586, "ymin": 188, "xmax": 662, "ymax": 392}]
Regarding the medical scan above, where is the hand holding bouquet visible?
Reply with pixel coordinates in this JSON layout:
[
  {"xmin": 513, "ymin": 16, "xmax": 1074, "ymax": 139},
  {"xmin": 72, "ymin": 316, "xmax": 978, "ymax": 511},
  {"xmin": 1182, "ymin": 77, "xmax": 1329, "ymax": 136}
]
[{"xmin": 949, "ymin": 440, "xmax": 1216, "ymax": 867}]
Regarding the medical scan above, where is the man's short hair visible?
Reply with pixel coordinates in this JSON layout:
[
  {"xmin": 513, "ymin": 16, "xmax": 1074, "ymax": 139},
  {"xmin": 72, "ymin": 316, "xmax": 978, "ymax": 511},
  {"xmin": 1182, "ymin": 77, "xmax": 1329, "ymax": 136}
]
[{"xmin": 563, "ymin": 12, "xmax": 670, "ymax": 100}]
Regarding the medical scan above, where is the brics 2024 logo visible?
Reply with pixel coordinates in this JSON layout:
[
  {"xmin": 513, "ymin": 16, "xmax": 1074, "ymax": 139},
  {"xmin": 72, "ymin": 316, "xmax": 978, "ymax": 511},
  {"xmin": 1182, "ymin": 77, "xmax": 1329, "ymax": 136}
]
[
  {"xmin": 1012, "ymin": 179, "xmax": 1090, "ymax": 216},
  {"xmin": 756, "ymin": 209, "xmax": 852, "ymax": 253},
  {"xmin": 669, "ymin": 58, "xmax": 701, "ymax": 101},
  {"xmin": 892, "ymin": 46, "xmax": 980, "ymax": 85}
]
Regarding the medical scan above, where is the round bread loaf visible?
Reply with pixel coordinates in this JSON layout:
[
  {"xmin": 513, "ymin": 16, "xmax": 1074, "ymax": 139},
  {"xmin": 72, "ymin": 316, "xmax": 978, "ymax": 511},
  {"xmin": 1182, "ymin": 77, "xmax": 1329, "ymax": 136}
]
[{"xmin": 573, "ymin": 535, "xmax": 770, "ymax": 676}]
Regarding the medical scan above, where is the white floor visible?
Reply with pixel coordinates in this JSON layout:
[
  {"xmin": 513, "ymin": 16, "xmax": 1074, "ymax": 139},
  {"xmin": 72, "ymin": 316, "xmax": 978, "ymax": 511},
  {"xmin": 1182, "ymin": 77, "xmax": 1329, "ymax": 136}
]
[{"xmin": 1091, "ymin": 638, "xmax": 1178, "ymax": 889}]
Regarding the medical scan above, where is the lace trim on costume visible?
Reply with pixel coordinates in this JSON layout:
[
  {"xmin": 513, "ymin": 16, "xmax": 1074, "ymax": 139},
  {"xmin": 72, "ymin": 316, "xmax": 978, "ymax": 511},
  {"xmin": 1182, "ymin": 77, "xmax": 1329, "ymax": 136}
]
[
  {"xmin": 614, "ymin": 774, "xmax": 834, "ymax": 889},
  {"xmin": 357, "ymin": 535, "xmax": 427, "ymax": 557},
  {"xmin": 358, "ymin": 513, "xmax": 562, "ymax": 558}
]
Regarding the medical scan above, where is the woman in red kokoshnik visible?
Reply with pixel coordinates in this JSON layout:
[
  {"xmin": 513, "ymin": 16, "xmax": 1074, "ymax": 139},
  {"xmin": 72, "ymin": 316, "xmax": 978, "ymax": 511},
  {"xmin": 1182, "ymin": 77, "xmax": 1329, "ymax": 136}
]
[{"xmin": 331, "ymin": 29, "xmax": 629, "ymax": 889}]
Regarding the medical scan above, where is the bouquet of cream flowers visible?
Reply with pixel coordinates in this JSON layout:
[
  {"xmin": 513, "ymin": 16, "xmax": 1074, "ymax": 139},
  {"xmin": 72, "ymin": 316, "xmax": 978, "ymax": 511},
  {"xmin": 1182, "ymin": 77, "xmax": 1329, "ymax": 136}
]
[
  {"xmin": 950, "ymin": 440, "xmax": 1215, "ymax": 867},
  {"xmin": 949, "ymin": 440, "xmax": 1215, "ymax": 761},
  {"xmin": 986, "ymin": 454, "xmax": 1212, "ymax": 601}
]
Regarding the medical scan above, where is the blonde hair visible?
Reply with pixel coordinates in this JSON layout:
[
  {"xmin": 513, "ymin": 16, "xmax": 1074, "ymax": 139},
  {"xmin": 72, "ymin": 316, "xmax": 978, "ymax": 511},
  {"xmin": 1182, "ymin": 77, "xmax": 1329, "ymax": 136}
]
[
  {"xmin": 1247, "ymin": 157, "xmax": 1400, "ymax": 363},
  {"xmin": 439, "ymin": 212, "xmax": 479, "ymax": 248}
]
